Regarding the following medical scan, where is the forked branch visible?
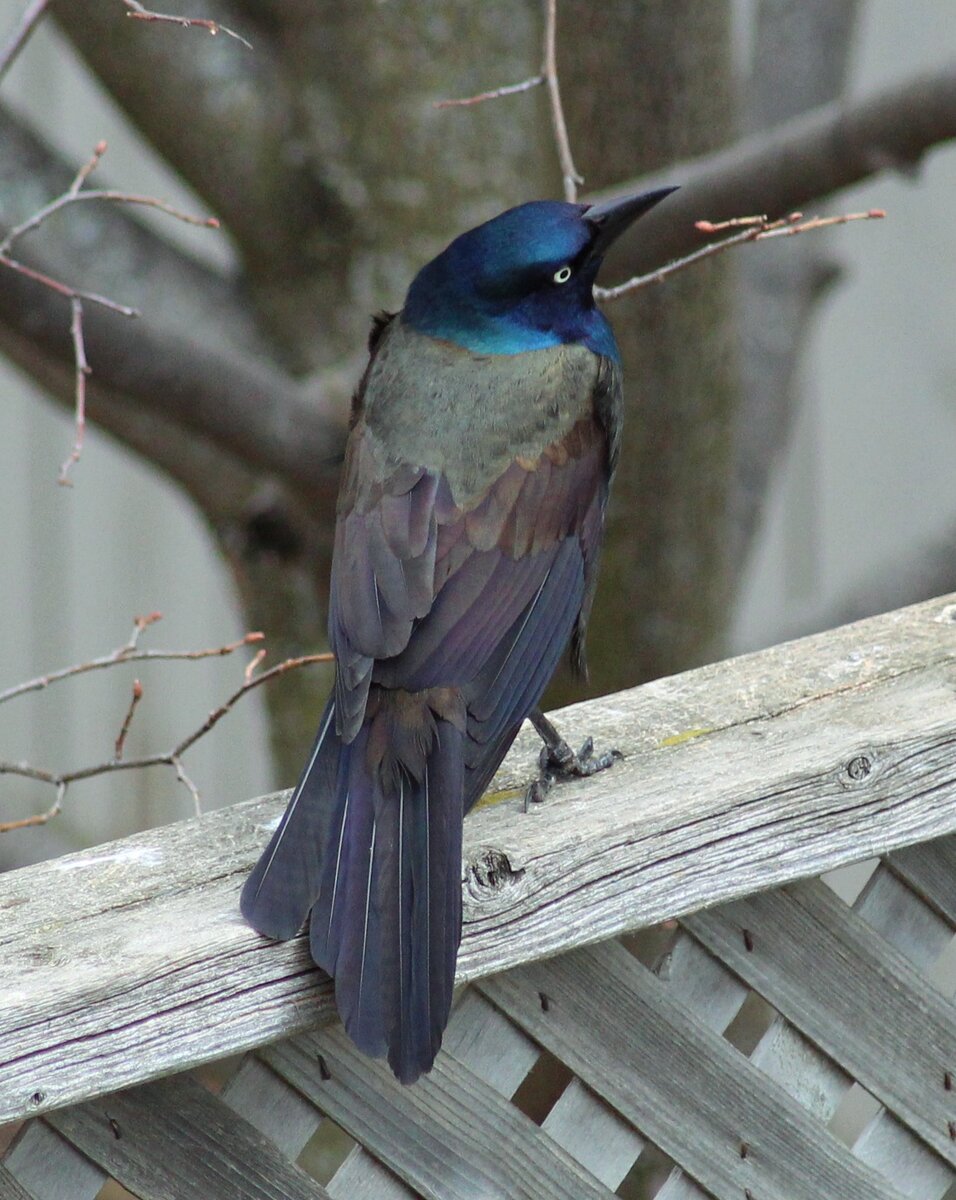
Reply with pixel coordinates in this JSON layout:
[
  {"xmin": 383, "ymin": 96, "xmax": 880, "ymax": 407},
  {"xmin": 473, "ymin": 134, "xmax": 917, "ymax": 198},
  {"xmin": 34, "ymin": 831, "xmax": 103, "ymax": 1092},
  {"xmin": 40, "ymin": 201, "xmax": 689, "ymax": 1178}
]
[
  {"xmin": 594, "ymin": 209, "xmax": 886, "ymax": 302},
  {"xmin": 0, "ymin": 614, "xmax": 332, "ymax": 831},
  {"xmin": 0, "ymin": 140, "xmax": 219, "ymax": 482}
]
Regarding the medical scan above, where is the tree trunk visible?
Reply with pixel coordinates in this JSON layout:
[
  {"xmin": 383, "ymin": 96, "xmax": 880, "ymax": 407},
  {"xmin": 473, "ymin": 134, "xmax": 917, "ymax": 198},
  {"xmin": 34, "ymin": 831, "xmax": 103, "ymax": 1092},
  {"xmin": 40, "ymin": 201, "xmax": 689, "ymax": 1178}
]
[{"xmin": 549, "ymin": 0, "xmax": 738, "ymax": 704}]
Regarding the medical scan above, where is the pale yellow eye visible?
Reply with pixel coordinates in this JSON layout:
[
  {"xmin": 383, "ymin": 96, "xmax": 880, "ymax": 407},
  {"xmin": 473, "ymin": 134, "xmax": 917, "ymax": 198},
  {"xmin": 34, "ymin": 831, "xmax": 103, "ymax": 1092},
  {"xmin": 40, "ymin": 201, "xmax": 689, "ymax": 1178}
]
[{"xmin": 553, "ymin": 265, "xmax": 572, "ymax": 284}]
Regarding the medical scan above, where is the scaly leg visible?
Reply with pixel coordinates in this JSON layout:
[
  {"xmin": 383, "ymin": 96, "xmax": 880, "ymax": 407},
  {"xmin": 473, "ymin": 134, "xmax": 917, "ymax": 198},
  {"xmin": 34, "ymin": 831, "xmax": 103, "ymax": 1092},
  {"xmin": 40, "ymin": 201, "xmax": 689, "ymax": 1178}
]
[{"xmin": 524, "ymin": 707, "xmax": 621, "ymax": 809}]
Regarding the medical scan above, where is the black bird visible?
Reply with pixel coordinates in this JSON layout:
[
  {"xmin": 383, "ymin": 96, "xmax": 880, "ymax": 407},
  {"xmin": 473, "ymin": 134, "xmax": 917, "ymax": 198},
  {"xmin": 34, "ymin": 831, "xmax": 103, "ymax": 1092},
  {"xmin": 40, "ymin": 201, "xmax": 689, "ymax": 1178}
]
[{"xmin": 241, "ymin": 187, "xmax": 676, "ymax": 1082}]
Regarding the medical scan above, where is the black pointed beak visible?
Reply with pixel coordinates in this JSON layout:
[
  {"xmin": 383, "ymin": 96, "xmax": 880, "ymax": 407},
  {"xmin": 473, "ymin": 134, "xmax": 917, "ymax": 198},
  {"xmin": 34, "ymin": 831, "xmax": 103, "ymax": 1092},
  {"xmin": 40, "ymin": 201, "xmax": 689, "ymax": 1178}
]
[{"xmin": 583, "ymin": 185, "xmax": 678, "ymax": 258}]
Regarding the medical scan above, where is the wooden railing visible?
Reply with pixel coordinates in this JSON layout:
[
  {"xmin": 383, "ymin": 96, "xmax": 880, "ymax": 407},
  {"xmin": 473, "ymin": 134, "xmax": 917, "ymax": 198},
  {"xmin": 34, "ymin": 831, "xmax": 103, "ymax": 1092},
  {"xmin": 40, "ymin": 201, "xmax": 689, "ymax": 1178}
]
[{"xmin": 1, "ymin": 593, "xmax": 955, "ymax": 1199}]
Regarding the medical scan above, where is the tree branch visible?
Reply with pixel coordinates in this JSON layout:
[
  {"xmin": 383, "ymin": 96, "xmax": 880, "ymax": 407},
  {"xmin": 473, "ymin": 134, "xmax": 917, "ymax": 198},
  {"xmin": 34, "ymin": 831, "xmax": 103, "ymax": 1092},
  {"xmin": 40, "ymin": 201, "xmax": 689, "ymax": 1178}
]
[
  {"xmin": 0, "ymin": 0, "xmax": 49, "ymax": 82},
  {"xmin": 0, "ymin": 108, "xmax": 348, "ymax": 496},
  {"xmin": 120, "ymin": 0, "xmax": 253, "ymax": 50},
  {"xmin": 50, "ymin": 0, "xmax": 313, "ymax": 281},
  {"xmin": 0, "ymin": 135, "xmax": 223, "ymax": 482},
  {"xmin": 0, "ymin": 615, "xmax": 333, "ymax": 832},
  {"xmin": 594, "ymin": 209, "xmax": 884, "ymax": 301},
  {"xmin": 589, "ymin": 61, "xmax": 956, "ymax": 279},
  {"xmin": 0, "ymin": 106, "xmax": 265, "ymax": 358},
  {"xmin": 0, "ymin": 260, "xmax": 347, "ymax": 497}
]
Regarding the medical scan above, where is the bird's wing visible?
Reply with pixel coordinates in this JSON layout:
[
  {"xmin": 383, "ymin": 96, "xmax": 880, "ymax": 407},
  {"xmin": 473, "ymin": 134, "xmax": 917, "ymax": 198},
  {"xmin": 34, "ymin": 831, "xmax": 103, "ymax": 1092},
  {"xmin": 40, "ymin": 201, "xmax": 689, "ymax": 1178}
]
[
  {"xmin": 328, "ymin": 430, "xmax": 440, "ymax": 739},
  {"xmin": 331, "ymin": 407, "xmax": 611, "ymax": 758}
]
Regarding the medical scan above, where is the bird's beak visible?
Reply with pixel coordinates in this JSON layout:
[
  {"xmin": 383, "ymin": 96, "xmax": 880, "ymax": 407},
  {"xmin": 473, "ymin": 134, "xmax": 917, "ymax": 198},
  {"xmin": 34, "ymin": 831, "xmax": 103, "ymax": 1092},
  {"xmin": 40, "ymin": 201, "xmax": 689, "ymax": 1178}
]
[{"xmin": 583, "ymin": 186, "xmax": 678, "ymax": 259}]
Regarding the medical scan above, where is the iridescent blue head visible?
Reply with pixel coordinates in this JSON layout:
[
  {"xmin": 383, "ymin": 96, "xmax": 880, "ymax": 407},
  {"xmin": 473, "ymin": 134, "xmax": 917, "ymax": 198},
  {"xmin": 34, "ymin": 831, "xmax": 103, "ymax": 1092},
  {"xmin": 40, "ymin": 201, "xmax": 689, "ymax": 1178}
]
[{"xmin": 402, "ymin": 187, "xmax": 676, "ymax": 361}]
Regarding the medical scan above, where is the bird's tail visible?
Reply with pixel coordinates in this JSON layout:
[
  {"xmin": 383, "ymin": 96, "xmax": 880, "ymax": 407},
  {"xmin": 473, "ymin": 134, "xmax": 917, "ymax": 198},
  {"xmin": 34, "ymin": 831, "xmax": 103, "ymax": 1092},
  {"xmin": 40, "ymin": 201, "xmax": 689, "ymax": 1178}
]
[
  {"xmin": 241, "ymin": 697, "xmax": 341, "ymax": 941},
  {"xmin": 241, "ymin": 692, "xmax": 464, "ymax": 1085}
]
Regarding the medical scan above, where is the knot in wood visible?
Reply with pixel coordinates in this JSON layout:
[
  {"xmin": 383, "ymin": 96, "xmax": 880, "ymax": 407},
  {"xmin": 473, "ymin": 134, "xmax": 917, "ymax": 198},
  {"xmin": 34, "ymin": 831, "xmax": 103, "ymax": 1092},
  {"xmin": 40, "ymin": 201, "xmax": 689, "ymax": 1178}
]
[
  {"xmin": 846, "ymin": 754, "xmax": 872, "ymax": 782},
  {"xmin": 469, "ymin": 847, "xmax": 524, "ymax": 892}
]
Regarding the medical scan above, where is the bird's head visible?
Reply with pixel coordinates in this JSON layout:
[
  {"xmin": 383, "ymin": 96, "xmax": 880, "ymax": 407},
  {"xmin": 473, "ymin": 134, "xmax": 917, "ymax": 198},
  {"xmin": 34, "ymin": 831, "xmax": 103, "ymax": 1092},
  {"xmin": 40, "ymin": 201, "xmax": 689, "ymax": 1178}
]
[{"xmin": 402, "ymin": 187, "xmax": 676, "ymax": 359}]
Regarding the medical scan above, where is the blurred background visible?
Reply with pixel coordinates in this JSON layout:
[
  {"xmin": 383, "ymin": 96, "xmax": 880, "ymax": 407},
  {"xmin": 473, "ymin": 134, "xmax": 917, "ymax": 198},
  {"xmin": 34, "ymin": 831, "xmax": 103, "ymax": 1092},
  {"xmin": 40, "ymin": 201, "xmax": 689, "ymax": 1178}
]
[{"xmin": 0, "ymin": 0, "xmax": 954, "ymax": 871}]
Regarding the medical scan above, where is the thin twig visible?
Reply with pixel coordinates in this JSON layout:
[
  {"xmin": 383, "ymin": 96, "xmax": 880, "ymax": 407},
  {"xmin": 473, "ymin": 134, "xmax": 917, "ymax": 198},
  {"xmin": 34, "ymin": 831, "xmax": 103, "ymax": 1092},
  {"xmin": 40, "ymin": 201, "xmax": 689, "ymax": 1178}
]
[
  {"xmin": 59, "ymin": 297, "xmax": 89, "ymax": 485},
  {"xmin": 172, "ymin": 651, "xmax": 333, "ymax": 758},
  {"xmin": 594, "ymin": 209, "xmax": 886, "ymax": 302},
  {"xmin": 432, "ymin": 0, "xmax": 581, "ymax": 202},
  {"xmin": 172, "ymin": 756, "xmax": 202, "ymax": 816},
  {"xmin": 542, "ymin": 0, "xmax": 581, "ymax": 202},
  {"xmin": 0, "ymin": 143, "xmax": 219, "ymax": 256},
  {"xmin": 0, "ymin": 635, "xmax": 333, "ymax": 830},
  {"xmin": 0, "ymin": 140, "xmax": 219, "ymax": 480},
  {"xmin": 69, "ymin": 139, "xmax": 108, "ymax": 198},
  {"xmin": 113, "ymin": 680, "xmax": 144, "ymax": 760},
  {"xmin": 0, "ymin": 612, "xmax": 262, "ymax": 705},
  {"xmin": 434, "ymin": 75, "xmax": 545, "ymax": 109},
  {"xmin": 1, "ymin": 186, "xmax": 219, "ymax": 251},
  {"xmin": 244, "ymin": 648, "xmax": 267, "ymax": 683},
  {"xmin": 0, "ymin": 0, "xmax": 49, "ymax": 84},
  {"xmin": 121, "ymin": 0, "xmax": 252, "ymax": 50},
  {"xmin": 0, "ymin": 253, "xmax": 139, "ymax": 316},
  {"xmin": 0, "ymin": 783, "xmax": 65, "ymax": 833}
]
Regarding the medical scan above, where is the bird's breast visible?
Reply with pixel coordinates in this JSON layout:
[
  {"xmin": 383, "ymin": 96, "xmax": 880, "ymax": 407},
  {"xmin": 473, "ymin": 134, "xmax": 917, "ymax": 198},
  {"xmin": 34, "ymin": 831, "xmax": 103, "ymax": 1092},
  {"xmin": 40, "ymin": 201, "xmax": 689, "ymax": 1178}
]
[{"xmin": 361, "ymin": 319, "xmax": 603, "ymax": 506}]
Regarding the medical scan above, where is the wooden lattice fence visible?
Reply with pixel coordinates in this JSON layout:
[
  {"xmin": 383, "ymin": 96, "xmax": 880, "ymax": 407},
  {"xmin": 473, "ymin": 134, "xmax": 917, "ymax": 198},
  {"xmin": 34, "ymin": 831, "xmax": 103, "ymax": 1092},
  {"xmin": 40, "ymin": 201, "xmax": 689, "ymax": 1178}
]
[{"xmin": 1, "ymin": 594, "xmax": 955, "ymax": 1199}]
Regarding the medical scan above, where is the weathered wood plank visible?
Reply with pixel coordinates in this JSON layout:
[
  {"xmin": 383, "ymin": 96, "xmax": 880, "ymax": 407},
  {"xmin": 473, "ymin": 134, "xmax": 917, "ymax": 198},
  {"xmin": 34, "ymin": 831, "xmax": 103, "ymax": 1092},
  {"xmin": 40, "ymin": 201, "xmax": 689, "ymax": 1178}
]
[
  {"xmin": 480, "ymin": 941, "xmax": 905, "ymax": 1200},
  {"xmin": 0, "ymin": 1162, "xmax": 36, "ymax": 1200},
  {"xmin": 888, "ymin": 834, "xmax": 956, "ymax": 926},
  {"xmin": 327, "ymin": 1151, "xmax": 413, "ymax": 1200},
  {"xmin": 322, "ymin": 987, "xmax": 540, "ymax": 1197},
  {"xmin": 44, "ymin": 1074, "xmax": 331, "ymax": 1199},
  {"xmin": 659, "ymin": 861, "xmax": 955, "ymax": 1200},
  {"xmin": 541, "ymin": 1080, "xmax": 643, "ymax": 1190},
  {"xmin": 264, "ymin": 1025, "xmax": 614, "ymax": 1200},
  {"xmin": 3, "ymin": 1122, "xmax": 104, "ymax": 1200},
  {"xmin": 221, "ymin": 1056, "xmax": 323, "ymax": 1160},
  {"xmin": 684, "ymin": 879, "xmax": 956, "ymax": 1165},
  {"xmin": 844, "ymin": 863, "xmax": 954, "ymax": 1199},
  {"xmin": 442, "ymin": 988, "xmax": 539, "ymax": 1096},
  {"xmin": 0, "ymin": 594, "xmax": 954, "ymax": 1121}
]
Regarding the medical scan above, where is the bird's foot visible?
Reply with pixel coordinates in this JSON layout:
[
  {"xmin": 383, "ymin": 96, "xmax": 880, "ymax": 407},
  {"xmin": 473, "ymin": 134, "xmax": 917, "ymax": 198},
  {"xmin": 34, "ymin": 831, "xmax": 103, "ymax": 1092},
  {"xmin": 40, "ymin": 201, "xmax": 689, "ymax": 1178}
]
[{"xmin": 524, "ymin": 708, "xmax": 622, "ymax": 810}]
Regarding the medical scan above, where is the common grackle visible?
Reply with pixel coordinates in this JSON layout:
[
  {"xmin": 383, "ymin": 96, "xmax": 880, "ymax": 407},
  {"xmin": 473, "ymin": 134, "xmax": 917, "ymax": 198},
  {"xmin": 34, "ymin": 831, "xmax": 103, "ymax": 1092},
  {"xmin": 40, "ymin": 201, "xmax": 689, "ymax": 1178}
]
[{"xmin": 241, "ymin": 187, "xmax": 677, "ymax": 1083}]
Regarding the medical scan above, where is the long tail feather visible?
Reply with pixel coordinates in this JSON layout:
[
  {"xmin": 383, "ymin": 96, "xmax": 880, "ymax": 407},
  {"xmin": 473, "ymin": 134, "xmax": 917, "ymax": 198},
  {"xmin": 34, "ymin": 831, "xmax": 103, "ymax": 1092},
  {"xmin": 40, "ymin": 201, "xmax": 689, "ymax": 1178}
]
[
  {"xmin": 310, "ymin": 712, "xmax": 464, "ymax": 1083},
  {"xmin": 241, "ymin": 697, "xmax": 341, "ymax": 940}
]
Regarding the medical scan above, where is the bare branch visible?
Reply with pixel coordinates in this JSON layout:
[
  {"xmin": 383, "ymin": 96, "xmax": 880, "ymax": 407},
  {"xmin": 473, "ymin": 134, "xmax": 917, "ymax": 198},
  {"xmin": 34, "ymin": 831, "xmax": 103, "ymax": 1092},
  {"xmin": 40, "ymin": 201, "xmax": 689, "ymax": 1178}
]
[
  {"xmin": 170, "ymin": 650, "xmax": 333, "ymax": 759},
  {"xmin": 0, "ymin": 140, "xmax": 219, "ymax": 258},
  {"xmin": 0, "ymin": 0, "xmax": 49, "ymax": 83},
  {"xmin": 0, "ymin": 138, "xmax": 221, "ymax": 480},
  {"xmin": 172, "ymin": 756, "xmax": 202, "ymax": 816},
  {"xmin": 52, "ymin": 2, "xmax": 310, "ymax": 282},
  {"xmin": 113, "ymin": 679, "xmax": 144, "ymax": 760},
  {"xmin": 58, "ymin": 296, "xmax": 89, "ymax": 484},
  {"xmin": 595, "ymin": 209, "xmax": 885, "ymax": 302},
  {"xmin": 0, "ymin": 620, "xmax": 332, "ymax": 831},
  {"xmin": 0, "ymin": 252, "xmax": 138, "ymax": 316},
  {"xmin": 0, "ymin": 612, "xmax": 262, "ymax": 706},
  {"xmin": 0, "ymin": 783, "xmax": 65, "ymax": 833},
  {"xmin": 121, "ymin": 0, "xmax": 252, "ymax": 50},
  {"xmin": 434, "ymin": 75, "xmax": 544, "ymax": 109},
  {"xmin": 432, "ymin": 0, "xmax": 580, "ymax": 201},
  {"xmin": 542, "ymin": 0, "xmax": 580, "ymax": 202},
  {"xmin": 586, "ymin": 62, "xmax": 956, "ymax": 280}
]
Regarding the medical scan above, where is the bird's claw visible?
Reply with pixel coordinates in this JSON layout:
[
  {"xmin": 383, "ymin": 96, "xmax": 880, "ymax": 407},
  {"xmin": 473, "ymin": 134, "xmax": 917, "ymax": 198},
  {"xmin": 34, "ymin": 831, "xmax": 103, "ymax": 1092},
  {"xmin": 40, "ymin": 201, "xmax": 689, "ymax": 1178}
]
[{"xmin": 524, "ymin": 725, "xmax": 622, "ymax": 811}]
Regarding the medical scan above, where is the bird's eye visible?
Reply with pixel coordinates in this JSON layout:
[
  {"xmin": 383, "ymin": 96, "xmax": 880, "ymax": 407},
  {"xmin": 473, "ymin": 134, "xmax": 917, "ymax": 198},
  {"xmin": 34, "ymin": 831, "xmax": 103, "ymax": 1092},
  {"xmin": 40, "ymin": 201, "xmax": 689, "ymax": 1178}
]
[{"xmin": 553, "ymin": 265, "xmax": 572, "ymax": 284}]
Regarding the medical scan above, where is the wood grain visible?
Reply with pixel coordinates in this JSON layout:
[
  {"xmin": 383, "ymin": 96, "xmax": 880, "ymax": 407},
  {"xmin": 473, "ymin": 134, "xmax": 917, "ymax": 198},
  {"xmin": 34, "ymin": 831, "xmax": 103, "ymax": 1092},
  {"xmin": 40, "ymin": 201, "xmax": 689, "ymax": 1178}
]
[
  {"xmin": 684, "ymin": 879, "xmax": 956, "ymax": 1164},
  {"xmin": 480, "ymin": 940, "xmax": 905, "ymax": 1200},
  {"xmin": 45, "ymin": 1074, "xmax": 331, "ymax": 1199},
  {"xmin": 264, "ymin": 1025, "xmax": 615, "ymax": 1200},
  {"xmin": 0, "ymin": 594, "xmax": 953, "ymax": 1122}
]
